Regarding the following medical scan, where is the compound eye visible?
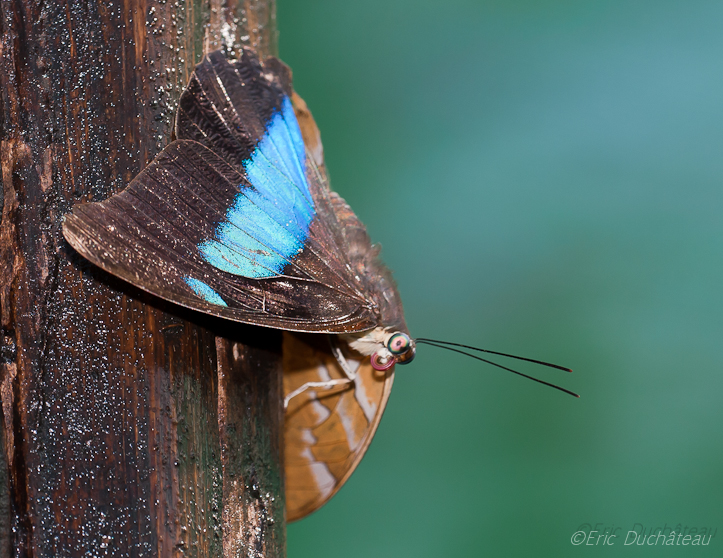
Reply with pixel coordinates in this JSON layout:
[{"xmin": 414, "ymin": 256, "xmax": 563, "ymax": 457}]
[{"xmin": 387, "ymin": 332, "xmax": 411, "ymax": 355}]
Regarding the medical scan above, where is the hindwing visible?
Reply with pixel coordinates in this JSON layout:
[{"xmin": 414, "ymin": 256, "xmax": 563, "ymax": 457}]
[{"xmin": 283, "ymin": 333, "xmax": 394, "ymax": 521}]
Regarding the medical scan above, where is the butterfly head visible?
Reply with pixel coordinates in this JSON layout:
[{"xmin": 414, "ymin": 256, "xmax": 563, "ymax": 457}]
[
  {"xmin": 370, "ymin": 331, "xmax": 416, "ymax": 371},
  {"xmin": 342, "ymin": 328, "xmax": 415, "ymax": 371}
]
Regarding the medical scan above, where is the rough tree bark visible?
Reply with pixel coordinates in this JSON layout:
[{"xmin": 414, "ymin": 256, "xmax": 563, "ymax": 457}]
[{"xmin": 0, "ymin": 0, "xmax": 284, "ymax": 556}]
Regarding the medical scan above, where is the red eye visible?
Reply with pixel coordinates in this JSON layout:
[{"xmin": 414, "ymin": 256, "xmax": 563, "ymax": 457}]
[{"xmin": 371, "ymin": 352, "xmax": 395, "ymax": 371}]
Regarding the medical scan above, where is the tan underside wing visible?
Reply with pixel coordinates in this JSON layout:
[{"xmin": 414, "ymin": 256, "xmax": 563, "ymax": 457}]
[{"xmin": 283, "ymin": 332, "xmax": 394, "ymax": 522}]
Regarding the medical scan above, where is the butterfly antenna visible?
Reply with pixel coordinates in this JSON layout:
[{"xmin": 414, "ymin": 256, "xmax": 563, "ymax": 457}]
[
  {"xmin": 415, "ymin": 338, "xmax": 572, "ymax": 372},
  {"xmin": 415, "ymin": 339, "xmax": 579, "ymax": 398}
]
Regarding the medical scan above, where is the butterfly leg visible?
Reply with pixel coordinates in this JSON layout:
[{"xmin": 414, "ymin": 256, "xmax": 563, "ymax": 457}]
[
  {"xmin": 328, "ymin": 335, "xmax": 357, "ymax": 380},
  {"xmin": 284, "ymin": 379, "xmax": 352, "ymax": 410},
  {"xmin": 284, "ymin": 336, "xmax": 360, "ymax": 410}
]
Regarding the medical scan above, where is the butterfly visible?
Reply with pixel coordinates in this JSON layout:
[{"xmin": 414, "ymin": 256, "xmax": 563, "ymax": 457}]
[
  {"xmin": 62, "ymin": 48, "xmax": 416, "ymax": 521},
  {"xmin": 63, "ymin": 48, "xmax": 576, "ymax": 522}
]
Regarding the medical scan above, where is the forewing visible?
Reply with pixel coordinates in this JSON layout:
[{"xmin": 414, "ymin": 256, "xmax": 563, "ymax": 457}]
[
  {"xmin": 283, "ymin": 332, "xmax": 394, "ymax": 522},
  {"xmin": 63, "ymin": 49, "xmax": 379, "ymax": 333}
]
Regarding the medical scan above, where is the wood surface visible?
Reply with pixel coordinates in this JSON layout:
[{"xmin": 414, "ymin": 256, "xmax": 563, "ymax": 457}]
[{"xmin": 0, "ymin": 0, "xmax": 283, "ymax": 556}]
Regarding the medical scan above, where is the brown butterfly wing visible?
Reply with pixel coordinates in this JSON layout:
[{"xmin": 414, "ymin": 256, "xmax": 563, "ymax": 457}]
[
  {"xmin": 283, "ymin": 332, "xmax": 394, "ymax": 522},
  {"xmin": 62, "ymin": 50, "xmax": 381, "ymax": 334}
]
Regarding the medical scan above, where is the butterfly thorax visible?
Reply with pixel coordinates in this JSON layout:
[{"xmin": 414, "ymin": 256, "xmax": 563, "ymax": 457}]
[
  {"xmin": 326, "ymin": 190, "xmax": 414, "ymax": 368},
  {"xmin": 340, "ymin": 249, "xmax": 414, "ymax": 369}
]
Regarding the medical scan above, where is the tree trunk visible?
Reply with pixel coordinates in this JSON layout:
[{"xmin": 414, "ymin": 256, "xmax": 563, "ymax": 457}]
[{"xmin": 0, "ymin": 1, "xmax": 284, "ymax": 556}]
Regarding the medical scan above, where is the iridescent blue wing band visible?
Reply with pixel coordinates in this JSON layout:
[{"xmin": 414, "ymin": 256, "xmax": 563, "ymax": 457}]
[{"xmin": 196, "ymin": 97, "xmax": 313, "ymax": 280}]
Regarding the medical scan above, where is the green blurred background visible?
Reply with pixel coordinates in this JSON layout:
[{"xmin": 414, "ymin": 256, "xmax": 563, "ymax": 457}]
[{"xmin": 276, "ymin": 0, "xmax": 723, "ymax": 555}]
